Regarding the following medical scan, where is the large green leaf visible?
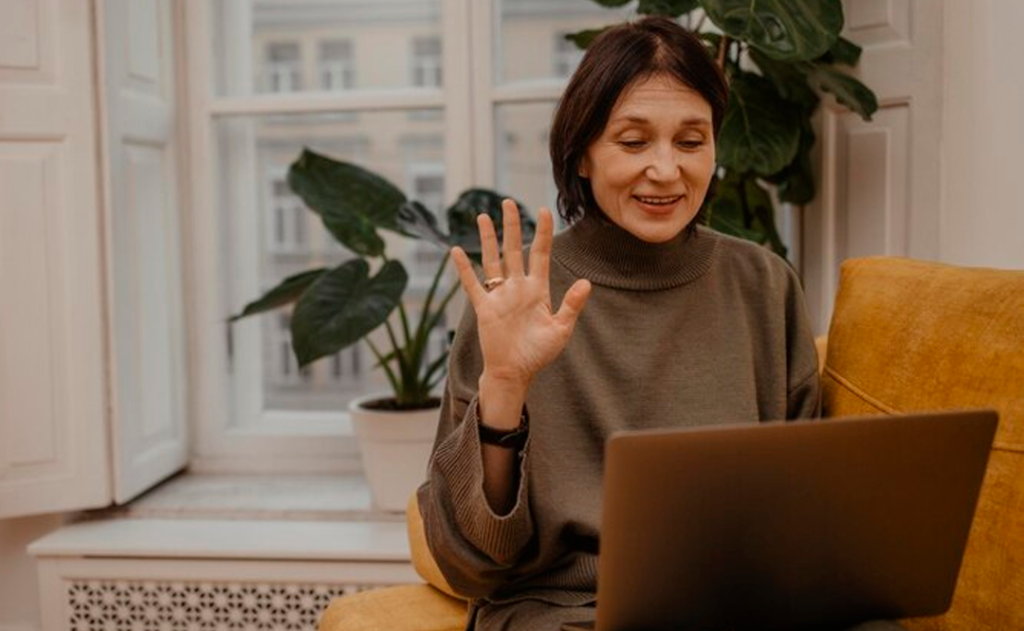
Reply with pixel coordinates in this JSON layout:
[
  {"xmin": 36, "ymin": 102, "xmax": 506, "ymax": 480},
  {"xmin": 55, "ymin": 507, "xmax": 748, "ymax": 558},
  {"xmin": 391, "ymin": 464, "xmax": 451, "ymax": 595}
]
[
  {"xmin": 717, "ymin": 72, "xmax": 801, "ymax": 176},
  {"xmin": 748, "ymin": 48, "xmax": 820, "ymax": 115},
  {"xmin": 638, "ymin": 0, "xmax": 700, "ymax": 16},
  {"xmin": 229, "ymin": 268, "xmax": 328, "ymax": 322},
  {"xmin": 290, "ymin": 259, "xmax": 408, "ymax": 366},
  {"xmin": 819, "ymin": 36, "xmax": 862, "ymax": 66},
  {"xmin": 707, "ymin": 174, "xmax": 764, "ymax": 242},
  {"xmin": 765, "ymin": 120, "xmax": 816, "ymax": 205},
  {"xmin": 707, "ymin": 173, "xmax": 787, "ymax": 257},
  {"xmin": 397, "ymin": 200, "xmax": 449, "ymax": 249},
  {"xmin": 445, "ymin": 189, "xmax": 535, "ymax": 264},
  {"xmin": 287, "ymin": 148, "xmax": 407, "ymax": 257},
  {"xmin": 806, "ymin": 63, "xmax": 878, "ymax": 121},
  {"xmin": 743, "ymin": 177, "xmax": 787, "ymax": 257},
  {"xmin": 565, "ymin": 27, "xmax": 611, "ymax": 51},
  {"xmin": 699, "ymin": 0, "xmax": 844, "ymax": 62}
]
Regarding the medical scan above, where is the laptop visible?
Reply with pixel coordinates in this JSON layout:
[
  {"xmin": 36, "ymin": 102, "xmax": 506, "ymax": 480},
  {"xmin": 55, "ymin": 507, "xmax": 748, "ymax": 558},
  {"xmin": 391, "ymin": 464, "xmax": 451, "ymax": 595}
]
[{"xmin": 563, "ymin": 409, "xmax": 998, "ymax": 631}]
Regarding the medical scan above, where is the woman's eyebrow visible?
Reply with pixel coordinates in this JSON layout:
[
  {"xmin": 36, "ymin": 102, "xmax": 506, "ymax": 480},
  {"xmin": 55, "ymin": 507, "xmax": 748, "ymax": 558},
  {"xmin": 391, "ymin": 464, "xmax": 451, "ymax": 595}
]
[{"xmin": 608, "ymin": 114, "xmax": 711, "ymax": 128}]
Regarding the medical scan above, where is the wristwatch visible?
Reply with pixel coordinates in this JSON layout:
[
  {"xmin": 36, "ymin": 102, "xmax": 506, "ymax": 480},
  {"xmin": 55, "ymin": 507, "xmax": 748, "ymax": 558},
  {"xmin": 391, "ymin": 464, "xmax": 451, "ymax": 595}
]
[{"xmin": 477, "ymin": 403, "xmax": 529, "ymax": 450}]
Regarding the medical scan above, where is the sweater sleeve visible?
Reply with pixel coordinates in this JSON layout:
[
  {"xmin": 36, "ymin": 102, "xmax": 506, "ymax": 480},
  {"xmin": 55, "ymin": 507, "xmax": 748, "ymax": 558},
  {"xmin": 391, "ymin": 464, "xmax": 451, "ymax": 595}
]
[
  {"xmin": 783, "ymin": 265, "xmax": 822, "ymax": 419},
  {"xmin": 416, "ymin": 304, "xmax": 536, "ymax": 599}
]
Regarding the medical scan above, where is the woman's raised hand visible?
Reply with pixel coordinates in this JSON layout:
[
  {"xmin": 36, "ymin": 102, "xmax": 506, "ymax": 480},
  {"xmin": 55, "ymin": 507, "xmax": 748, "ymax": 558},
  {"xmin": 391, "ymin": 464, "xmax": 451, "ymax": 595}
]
[{"xmin": 451, "ymin": 199, "xmax": 592, "ymax": 394}]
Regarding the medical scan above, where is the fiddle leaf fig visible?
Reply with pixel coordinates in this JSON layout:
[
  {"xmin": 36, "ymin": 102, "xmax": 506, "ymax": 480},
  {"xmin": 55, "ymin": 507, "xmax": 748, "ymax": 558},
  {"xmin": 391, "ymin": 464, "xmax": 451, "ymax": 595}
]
[
  {"xmin": 806, "ymin": 63, "xmax": 878, "ymax": 121},
  {"xmin": 743, "ymin": 177, "xmax": 787, "ymax": 258},
  {"xmin": 287, "ymin": 148, "xmax": 407, "ymax": 256},
  {"xmin": 717, "ymin": 72, "xmax": 801, "ymax": 176},
  {"xmin": 766, "ymin": 120, "xmax": 817, "ymax": 206},
  {"xmin": 565, "ymin": 27, "xmax": 611, "ymax": 50},
  {"xmin": 748, "ymin": 48, "xmax": 820, "ymax": 115},
  {"xmin": 821, "ymin": 36, "xmax": 862, "ymax": 66},
  {"xmin": 699, "ymin": 0, "xmax": 844, "ymax": 61},
  {"xmin": 290, "ymin": 259, "xmax": 408, "ymax": 367},
  {"xmin": 638, "ymin": 0, "xmax": 700, "ymax": 17}
]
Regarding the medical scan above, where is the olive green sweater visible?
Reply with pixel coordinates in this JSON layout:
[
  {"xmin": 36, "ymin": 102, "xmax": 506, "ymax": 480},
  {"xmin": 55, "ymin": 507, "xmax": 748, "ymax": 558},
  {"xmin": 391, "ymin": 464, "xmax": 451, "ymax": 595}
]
[{"xmin": 418, "ymin": 213, "xmax": 820, "ymax": 616}]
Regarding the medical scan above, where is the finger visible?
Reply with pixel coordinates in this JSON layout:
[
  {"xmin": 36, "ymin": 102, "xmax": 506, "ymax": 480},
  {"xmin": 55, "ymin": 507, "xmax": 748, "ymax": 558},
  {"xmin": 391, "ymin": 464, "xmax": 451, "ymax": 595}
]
[
  {"xmin": 451, "ymin": 246, "xmax": 486, "ymax": 305},
  {"xmin": 554, "ymin": 279, "xmax": 592, "ymax": 330},
  {"xmin": 477, "ymin": 214, "xmax": 503, "ymax": 281},
  {"xmin": 502, "ymin": 198, "xmax": 525, "ymax": 277},
  {"xmin": 528, "ymin": 207, "xmax": 554, "ymax": 282}
]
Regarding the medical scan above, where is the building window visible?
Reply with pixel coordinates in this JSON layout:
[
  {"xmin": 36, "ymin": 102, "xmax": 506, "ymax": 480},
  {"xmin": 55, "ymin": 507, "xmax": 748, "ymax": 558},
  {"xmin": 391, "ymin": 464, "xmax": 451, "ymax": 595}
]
[
  {"xmin": 411, "ymin": 37, "xmax": 442, "ymax": 87},
  {"xmin": 318, "ymin": 40, "xmax": 355, "ymax": 91},
  {"xmin": 263, "ymin": 42, "xmax": 302, "ymax": 93},
  {"xmin": 267, "ymin": 177, "xmax": 309, "ymax": 254},
  {"xmin": 553, "ymin": 32, "xmax": 584, "ymax": 78}
]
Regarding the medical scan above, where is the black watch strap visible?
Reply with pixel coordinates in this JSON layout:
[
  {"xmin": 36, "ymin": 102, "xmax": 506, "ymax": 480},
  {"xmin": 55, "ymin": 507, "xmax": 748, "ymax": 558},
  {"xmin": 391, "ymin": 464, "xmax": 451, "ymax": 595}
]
[{"xmin": 477, "ymin": 404, "xmax": 529, "ymax": 450}]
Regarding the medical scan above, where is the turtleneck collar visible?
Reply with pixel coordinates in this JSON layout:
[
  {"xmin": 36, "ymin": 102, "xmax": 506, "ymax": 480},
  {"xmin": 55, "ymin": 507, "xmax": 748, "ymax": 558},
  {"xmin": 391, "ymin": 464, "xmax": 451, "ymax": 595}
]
[{"xmin": 551, "ymin": 210, "xmax": 718, "ymax": 291}]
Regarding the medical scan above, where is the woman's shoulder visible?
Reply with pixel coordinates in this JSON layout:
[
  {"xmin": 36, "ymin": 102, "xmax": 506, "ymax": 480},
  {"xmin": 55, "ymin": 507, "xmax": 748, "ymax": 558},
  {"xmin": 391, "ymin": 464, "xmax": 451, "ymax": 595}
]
[{"xmin": 699, "ymin": 226, "xmax": 799, "ymax": 287}]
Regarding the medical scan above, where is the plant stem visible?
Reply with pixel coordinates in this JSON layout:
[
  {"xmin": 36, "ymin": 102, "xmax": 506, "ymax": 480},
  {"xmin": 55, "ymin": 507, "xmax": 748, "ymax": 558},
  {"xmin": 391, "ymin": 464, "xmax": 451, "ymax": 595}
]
[
  {"xmin": 410, "ymin": 252, "xmax": 451, "ymax": 375},
  {"xmin": 422, "ymin": 281, "xmax": 460, "ymax": 343},
  {"xmin": 366, "ymin": 338, "xmax": 400, "ymax": 398},
  {"xmin": 382, "ymin": 319, "xmax": 409, "ymax": 400},
  {"xmin": 716, "ymin": 35, "xmax": 730, "ymax": 69},
  {"xmin": 378, "ymin": 251, "xmax": 414, "ymax": 366},
  {"xmin": 694, "ymin": 13, "xmax": 706, "ymax": 32}
]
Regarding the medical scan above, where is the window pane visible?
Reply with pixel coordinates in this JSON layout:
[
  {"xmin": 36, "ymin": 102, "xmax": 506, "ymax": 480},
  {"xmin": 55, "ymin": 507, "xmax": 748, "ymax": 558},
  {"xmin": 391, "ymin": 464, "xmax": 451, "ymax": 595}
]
[
  {"xmin": 497, "ymin": 0, "xmax": 634, "ymax": 85},
  {"xmin": 211, "ymin": 0, "xmax": 442, "ymax": 96},
  {"xmin": 495, "ymin": 102, "xmax": 559, "ymax": 222},
  {"xmin": 214, "ymin": 110, "xmax": 450, "ymax": 416}
]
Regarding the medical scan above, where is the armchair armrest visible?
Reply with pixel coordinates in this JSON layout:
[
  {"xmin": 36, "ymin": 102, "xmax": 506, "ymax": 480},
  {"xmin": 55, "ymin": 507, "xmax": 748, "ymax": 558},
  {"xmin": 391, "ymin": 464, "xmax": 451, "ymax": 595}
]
[{"xmin": 407, "ymin": 491, "xmax": 465, "ymax": 601}]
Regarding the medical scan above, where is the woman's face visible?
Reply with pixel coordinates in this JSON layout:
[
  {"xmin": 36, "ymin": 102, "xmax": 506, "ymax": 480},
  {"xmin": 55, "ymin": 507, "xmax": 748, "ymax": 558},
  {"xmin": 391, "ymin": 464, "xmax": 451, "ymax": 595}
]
[{"xmin": 580, "ymin": 73, "xmax": 716, "ymax": 243}]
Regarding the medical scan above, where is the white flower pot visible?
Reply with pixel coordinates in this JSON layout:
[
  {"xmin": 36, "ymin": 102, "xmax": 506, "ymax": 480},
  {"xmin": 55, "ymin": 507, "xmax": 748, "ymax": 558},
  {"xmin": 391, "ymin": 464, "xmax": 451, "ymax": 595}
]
[{"xmin": 348, "ymin": 393, "xmax": 441, "ymax": 512}]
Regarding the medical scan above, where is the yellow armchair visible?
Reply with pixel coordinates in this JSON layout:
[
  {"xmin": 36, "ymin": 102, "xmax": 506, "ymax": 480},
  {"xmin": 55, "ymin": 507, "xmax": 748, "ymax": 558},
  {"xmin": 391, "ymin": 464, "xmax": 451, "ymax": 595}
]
[{"xmin": 320, "ymin": 256, "xmax": 1024, "ymax": 631}]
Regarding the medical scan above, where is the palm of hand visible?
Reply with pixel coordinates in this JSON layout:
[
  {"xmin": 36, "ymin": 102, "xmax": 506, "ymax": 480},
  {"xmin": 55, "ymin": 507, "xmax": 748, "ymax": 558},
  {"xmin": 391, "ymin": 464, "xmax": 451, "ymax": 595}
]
[{"xmin": 451, "ymin": 200, "xmax": 591, "ymax": 387}]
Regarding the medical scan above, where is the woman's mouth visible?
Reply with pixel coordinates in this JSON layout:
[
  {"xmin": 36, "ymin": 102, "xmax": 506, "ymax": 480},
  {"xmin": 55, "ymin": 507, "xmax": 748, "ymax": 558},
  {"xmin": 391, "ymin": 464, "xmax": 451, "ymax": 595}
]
[{"xmin": 633, "ymin": 194, "xmax": 684, "ymax": 214}]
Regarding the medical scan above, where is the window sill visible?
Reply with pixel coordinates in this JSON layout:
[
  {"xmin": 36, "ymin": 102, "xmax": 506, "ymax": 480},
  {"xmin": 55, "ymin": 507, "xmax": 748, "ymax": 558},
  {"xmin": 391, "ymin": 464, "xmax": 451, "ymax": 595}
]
[
  {"xmin": 28, "ymin": 473, "xmax": 411, "ymax": 563},
  {"xmin": 113, "ymin": 471, "xmax": 404, "ymax": 523}
]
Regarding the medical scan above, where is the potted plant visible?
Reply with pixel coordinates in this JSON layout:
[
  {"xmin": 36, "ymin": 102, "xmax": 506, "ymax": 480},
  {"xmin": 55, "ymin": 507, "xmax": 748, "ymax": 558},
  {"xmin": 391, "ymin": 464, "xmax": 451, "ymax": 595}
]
[
  {"xmin": 231, "ymin": 148, "xmax": 535, "ymax": 511},
  {"xmin": 571, "ymin": 0, "xmax": 879, "ymax": 258}
]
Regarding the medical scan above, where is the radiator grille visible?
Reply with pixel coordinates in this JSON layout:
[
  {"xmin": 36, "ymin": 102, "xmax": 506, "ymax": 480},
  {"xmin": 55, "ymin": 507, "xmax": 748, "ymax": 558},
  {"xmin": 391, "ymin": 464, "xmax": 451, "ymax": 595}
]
[{"xmin": 67, "ymin": 580, "xmax": 371, "ymax": 631}]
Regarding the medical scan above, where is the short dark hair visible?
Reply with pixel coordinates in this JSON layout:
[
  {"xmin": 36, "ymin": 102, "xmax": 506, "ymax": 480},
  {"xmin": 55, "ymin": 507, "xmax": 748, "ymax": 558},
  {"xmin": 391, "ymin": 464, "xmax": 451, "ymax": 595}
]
[{"xmin": 549, "ymin": 16, "xmax": 728, "ymax": 226}]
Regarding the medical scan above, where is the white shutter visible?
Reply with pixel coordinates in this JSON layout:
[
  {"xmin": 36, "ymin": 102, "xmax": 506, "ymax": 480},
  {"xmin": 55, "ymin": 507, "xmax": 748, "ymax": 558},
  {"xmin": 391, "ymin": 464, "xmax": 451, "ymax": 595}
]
[
  {"xmin": 99, "ymin": 0, "xmax": 189, "ymax": 504},
  {"xmin": 803, "ymin": 0, "xmax": 944, "ymax": 332},
  {"xmin": 0, "ymin": 0, "xmax": 111, "ymax": 518}
]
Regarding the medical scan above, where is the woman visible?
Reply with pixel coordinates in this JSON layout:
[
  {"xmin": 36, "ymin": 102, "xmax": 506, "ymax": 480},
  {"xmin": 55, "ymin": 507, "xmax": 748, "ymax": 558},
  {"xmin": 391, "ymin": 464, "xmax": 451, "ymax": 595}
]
[{"xmin": 418, "ymin": 16, "xmax": 860, "ymax": 630}]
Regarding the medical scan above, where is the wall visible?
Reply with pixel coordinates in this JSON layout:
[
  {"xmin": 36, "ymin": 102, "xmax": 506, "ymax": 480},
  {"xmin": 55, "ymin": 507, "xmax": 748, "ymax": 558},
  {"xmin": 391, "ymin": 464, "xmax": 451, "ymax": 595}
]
[
  {"xmin": 0, "ymin": 515, "xmax": 63, "ymax": 630},
  {"xmin": 939, "ymin": 0, "xmax": 1024, "ymax": 269}
]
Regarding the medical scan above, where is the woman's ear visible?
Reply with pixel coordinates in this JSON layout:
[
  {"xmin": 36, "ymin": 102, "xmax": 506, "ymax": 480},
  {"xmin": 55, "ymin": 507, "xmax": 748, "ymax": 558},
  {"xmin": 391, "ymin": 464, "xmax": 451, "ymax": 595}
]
[{"xmin": 578, "ymin": 156, "xmax": 591, "ymax": 179}]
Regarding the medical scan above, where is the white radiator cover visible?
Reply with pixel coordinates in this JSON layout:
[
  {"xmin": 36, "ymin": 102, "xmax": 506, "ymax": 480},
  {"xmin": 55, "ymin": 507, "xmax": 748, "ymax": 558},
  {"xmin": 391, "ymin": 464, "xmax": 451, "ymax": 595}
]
[{"xmin": 66, "ymin": 579, "xmax": 360, "ymax": 631}]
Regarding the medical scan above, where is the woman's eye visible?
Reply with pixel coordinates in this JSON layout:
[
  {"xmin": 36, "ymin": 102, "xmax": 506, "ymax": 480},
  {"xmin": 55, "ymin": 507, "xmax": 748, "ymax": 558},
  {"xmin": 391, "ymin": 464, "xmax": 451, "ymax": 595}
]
[
  {"xmin": 618, "ymin": 140, "xmax": 647, "ymax": 149},
  {"xmin": 678, "ymin": 139, "xmax": 705, "ymax": 149}
]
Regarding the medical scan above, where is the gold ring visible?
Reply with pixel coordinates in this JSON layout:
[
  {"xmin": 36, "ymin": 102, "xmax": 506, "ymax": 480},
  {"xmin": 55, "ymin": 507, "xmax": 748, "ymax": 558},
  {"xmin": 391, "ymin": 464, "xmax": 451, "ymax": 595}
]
[{"xmin": 483, "ymin": 277, "xmax": 505, "ymax": 291}]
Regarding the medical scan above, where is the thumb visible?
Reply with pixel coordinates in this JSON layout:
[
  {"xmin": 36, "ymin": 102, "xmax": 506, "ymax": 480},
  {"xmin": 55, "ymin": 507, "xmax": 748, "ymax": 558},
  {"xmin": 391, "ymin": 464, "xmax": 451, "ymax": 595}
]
[{"xmin": 554, "ymin": 279, "xmax": 592, "ymax": 329}]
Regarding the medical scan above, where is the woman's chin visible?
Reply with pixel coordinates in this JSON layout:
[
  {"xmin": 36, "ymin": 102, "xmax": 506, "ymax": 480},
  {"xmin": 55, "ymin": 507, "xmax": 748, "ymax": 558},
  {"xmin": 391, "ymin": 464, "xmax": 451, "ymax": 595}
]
[{"xmin": 624, "ymin": 214, "xmax": 694, "ymax": 243}]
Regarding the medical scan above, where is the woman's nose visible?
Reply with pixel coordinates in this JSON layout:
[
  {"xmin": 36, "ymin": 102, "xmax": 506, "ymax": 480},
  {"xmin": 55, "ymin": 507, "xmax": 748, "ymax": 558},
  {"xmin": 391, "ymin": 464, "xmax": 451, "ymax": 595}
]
[{"xmin": 644, "ymin": 145, "xmax": 679, "ymax": 181}]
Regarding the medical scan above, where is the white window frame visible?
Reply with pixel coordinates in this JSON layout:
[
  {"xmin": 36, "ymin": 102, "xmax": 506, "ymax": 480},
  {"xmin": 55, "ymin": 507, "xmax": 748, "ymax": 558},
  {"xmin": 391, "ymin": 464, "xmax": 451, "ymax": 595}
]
[{"xmin": 181, "ymin": 0, "xmax": 571, "ymax": 472}]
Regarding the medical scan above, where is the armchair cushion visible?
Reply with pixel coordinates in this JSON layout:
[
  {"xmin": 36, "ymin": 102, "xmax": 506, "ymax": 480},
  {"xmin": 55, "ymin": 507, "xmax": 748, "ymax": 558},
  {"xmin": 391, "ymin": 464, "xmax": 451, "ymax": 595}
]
[
  {"xmin": 822, "ymin": 256, "xmax": 1024, "ymax": 630},
  {"xmin": 318, "ymin": 584, "xmax": 466, "ymax": 631}
]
